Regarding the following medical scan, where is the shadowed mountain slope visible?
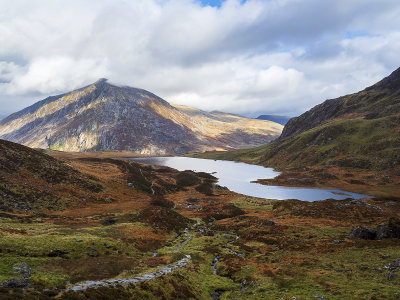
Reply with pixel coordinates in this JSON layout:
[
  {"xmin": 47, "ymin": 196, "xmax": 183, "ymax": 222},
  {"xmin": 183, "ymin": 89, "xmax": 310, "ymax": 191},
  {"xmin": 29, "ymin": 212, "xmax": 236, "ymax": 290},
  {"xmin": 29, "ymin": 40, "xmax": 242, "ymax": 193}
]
[
  {"xmin": 0, "ymin": 79, "xmax": 282, "ymax": 154},
  {"xmin": 281, "ymin": 67, "xmax": 400, "ymax": 140}
]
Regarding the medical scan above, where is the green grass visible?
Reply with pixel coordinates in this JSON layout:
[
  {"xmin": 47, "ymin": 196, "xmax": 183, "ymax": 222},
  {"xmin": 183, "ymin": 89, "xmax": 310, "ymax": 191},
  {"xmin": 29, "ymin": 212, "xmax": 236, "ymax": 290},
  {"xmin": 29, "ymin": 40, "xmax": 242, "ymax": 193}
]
[{"xmin": 232, "ymin": 196, "xmax": 277, "ymax": 211}]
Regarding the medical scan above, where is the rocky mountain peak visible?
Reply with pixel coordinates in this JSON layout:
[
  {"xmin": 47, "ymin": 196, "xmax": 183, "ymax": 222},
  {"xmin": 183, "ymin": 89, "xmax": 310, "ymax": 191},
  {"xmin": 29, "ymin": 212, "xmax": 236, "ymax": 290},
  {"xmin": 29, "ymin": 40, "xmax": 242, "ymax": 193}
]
[{"xmin": 0, "ymin": 81, "xmax": 282, "ymax": 154}]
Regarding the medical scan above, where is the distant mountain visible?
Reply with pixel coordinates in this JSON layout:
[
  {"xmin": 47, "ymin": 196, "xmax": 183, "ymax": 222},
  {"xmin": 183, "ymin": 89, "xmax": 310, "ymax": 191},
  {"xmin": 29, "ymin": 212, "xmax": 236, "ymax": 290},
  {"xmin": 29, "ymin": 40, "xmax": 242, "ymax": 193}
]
[
  {"xmin": 0, "ymin": 79, "xmax": 283, "ymax": 154},
  {"xmin": 204, "ymin": 67, "xmax": 400, "ymax": 171},
  {"xmin": 256, "ymin": 115, "xmax": 290, "ymax": 125}
]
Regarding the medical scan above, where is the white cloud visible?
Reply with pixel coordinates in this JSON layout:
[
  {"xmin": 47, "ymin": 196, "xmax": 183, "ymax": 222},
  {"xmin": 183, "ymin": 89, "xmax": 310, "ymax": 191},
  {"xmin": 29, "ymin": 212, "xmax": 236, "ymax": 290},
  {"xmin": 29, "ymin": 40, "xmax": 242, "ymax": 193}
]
[
  {"xmin": 7, "ymin": 56, "xmax": 108, "ymax": 94},
  {"xmin": 0, "ymin": 0, "xmax": 400, "ymax": 116}
]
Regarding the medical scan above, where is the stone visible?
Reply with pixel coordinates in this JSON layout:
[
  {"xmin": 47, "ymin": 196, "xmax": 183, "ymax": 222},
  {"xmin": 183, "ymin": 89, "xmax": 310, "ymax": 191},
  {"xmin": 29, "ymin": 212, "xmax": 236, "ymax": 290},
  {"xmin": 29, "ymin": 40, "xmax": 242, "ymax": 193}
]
[
  {"xmin": 348, "ymin": 226, "xmax": 376, "ymax": 240},
  {"xmin": 48, "ymin": 248, "xmax": 69, "ymax": 257},
  {"xmin": 0, "ymin": 278, "xmax": 31, "ymax": 288},
  {"xmin": 13, "ymin": 262, "xmax": 30, "ymax": 277},
  {"xmin": 376, "ymin": 218, "xmax": 400, "ymax": 240},
  {"xmin": 263, "ymin": 220, "xmax": 276, "ymax": 226}
]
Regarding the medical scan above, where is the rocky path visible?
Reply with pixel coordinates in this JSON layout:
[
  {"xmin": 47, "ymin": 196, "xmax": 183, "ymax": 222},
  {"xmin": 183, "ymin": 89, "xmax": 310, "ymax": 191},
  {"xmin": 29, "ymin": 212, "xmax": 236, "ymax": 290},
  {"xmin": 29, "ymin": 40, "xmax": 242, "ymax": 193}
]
[
  {"xmin": 67, "ymin": 255, "xmax": 191, "ymax": 292},
  {"xmin": 64, "ymin": 222, "xmax": 199, "ymax": 293}
]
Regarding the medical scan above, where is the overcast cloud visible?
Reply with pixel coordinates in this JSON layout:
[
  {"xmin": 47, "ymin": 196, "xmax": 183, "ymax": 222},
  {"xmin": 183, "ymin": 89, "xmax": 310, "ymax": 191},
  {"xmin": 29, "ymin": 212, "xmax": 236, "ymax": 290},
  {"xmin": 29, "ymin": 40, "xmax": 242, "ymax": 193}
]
[{"xmin": 0, "ymin": 0, "xmax": 400, "ymax": 117}]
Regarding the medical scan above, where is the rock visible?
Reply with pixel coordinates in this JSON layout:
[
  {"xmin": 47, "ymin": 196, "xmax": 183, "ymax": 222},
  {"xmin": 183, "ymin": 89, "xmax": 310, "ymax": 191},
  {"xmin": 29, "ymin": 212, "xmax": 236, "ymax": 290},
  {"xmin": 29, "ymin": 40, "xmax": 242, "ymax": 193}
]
[
  {"xmin": 127, "ymin": 182, "xmax": 134, "ymax": 188},
  {"xmin": 380, "ymin": 254, "xmax": 391, "ymax": 259},
  {"xmin": 388, "ymin": 259, "xmax": 400, "ymax": 269},
  {"xmin": 205, "ymin": 231, "xmax": 215, "ymax": 237},
  {"xmin": 13, "ymin": 262, "xmax": 30, "ymax": 277},
  {"xmin": 359, "ymin": 266, "xmax": 369, "ymax": 271},
  {"xmin": 48, "ymin": 248, "xmax": 69, "ymax": 257},
  {"xmin": 0, "ymin": 278, "xmax": 31, "ymax": 288},
  {"xmin": 103, "ymin": 244, "xmax": 111, "ymax": 249},
  {"xmin": 101, "ymin": 217, "xmax": 116, "ymax": 226},
  {"xmin": 348, "ymin": 226, "xmax": 376, "ymax": 240},
  {"xmin": 76, "ymin": 239, "xmax": 83, "ymax": 242},
  {"xmin": 263, "ymin": 220, "xmax": 275, "ymax": 226},
  {"xmin": 333, "ymin": 240, "xmax": 343, "ymax": 244},
  {"xmin": 376, "ymin": 217, "xmax": 400, "ymax": 240}
]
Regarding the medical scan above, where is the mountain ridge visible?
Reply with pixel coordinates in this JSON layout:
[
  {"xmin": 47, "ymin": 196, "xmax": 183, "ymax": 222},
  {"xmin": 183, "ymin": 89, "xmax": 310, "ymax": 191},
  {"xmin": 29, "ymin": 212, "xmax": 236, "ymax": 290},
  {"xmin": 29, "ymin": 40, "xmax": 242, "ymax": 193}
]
[
  {"xmin": 0, "ymin": 79, "xmax": 282, "ymax": 154},
  {"xmin": 280, "ymin": 67, "xmax": 400, "ymax": 140}
]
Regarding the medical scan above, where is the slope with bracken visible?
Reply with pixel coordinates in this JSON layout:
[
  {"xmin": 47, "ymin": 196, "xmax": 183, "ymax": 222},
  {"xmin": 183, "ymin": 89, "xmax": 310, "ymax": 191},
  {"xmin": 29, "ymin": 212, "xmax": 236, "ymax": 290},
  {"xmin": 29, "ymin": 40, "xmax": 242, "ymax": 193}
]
[{"xmin": 0, "ymin": 79, "xmax": 282, "ymax": 154}]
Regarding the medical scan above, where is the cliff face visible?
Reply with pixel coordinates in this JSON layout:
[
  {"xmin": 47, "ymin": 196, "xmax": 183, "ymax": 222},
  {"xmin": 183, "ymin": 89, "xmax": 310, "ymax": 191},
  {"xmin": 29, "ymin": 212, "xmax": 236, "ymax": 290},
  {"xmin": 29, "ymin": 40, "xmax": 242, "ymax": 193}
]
[
  {"xmin": 0, "ymin": 79, "xmax": 283, "ymax": 154},
  {"xmin": 280, "ymin": 67, "xmax": 400, "ymax": 139}
]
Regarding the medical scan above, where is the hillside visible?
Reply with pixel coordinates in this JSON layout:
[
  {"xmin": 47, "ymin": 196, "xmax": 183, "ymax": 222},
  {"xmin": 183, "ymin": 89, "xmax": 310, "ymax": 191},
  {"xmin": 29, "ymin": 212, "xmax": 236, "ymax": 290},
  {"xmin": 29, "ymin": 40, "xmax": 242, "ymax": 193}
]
[
  {"xmin": 280, "ymin": 67, "xmax": 400, "ymax": 139},
  {"xmin": 0, "ymin": 79, "xmax": 282, "ymax": 154},
  {"xmin": 196, "ymin": 67, "xmax": 400, "ymax": 172},
  {"xmin": 256, "ymin": 114, "xmax": 290, "ymax": 125},
  {"xmin": 0, "ymin": 139, "xmax": 103, "ymax": 211}
]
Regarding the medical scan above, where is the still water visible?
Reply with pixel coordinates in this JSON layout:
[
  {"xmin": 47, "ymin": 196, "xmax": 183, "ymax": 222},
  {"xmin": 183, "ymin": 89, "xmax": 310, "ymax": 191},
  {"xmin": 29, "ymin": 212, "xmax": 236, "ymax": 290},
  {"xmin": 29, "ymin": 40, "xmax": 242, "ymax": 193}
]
[{"xmin": 130, "ymin": 157, "xmax": 368, "ymax": 201}]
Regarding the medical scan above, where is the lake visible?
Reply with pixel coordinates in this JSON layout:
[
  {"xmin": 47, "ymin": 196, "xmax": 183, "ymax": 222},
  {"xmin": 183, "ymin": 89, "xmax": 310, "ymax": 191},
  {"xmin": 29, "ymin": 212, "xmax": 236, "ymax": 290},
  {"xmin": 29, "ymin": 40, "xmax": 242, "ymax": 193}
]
[{"xmin": 129, "ymin": 157, "xmax": 368, "ymax": 201}]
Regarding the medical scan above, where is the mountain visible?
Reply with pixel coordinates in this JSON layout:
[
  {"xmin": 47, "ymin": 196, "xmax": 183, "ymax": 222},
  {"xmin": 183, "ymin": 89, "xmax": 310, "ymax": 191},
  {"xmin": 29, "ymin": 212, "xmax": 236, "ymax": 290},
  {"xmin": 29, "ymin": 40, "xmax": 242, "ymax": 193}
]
[
  {"xmin": 256, "ymin": 114, "xmax": 290, "ymax": 125},
  {"xmin": 195, "ymin": 67, "xmax": 400, "ymax": 171},
  {"xmin": 0, "ymin": 79, "xmax": 282, "ymax": 154},
  {"xmin": 280, "ymin": 67, "xmax": 400, "ymax": 140}
]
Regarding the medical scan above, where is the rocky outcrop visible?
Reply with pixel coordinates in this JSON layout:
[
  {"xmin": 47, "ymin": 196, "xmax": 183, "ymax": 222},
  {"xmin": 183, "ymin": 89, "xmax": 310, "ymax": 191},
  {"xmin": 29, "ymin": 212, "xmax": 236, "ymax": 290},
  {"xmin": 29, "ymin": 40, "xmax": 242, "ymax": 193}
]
[
  {"xmin": 0, "ymin": 79, "xmax": 282, "ymax": 154},
  {"xmin": 349, "ymin": 218, "xmax": 400, "ymax": 240},
  {"xmin": 348, "ymin": 226, "xmax": 377, "ymax": 240}
]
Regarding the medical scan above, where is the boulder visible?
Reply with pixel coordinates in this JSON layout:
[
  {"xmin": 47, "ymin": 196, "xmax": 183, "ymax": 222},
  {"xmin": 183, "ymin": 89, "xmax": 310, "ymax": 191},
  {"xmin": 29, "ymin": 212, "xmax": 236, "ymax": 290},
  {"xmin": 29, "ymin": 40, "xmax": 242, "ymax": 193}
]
[
  {"xmin": 348, "ymin": 226, "xmax": 376, "ymax": 240},
  {"xmin": 0, "ymin": 278, "xmax": 31, "ymax": 288},
  {"xmin": 376, "ymin": 217, "xmax": 400, "ymax": 240},
  {"xmin": 13, "ymin": 262, "xmax": 30, "ymax": 277}
]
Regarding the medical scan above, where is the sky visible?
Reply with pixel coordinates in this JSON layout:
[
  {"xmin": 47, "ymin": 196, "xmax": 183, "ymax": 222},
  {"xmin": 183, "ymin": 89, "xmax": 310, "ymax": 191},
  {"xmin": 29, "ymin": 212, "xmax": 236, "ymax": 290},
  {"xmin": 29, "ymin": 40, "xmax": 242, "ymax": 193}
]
[{"xmin": 0, "ymin": 0, "xmax": 400, "ymax": 118}]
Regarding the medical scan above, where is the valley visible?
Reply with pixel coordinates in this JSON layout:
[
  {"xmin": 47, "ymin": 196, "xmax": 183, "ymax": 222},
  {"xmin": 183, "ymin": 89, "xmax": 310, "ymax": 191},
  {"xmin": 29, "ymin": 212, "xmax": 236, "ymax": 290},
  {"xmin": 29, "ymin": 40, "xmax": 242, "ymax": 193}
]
[
  {"xmin": 1, "ymin": 145, "xmax": 400, "ymax": 299},
  {"xmin": 1, "ymin": 2, "xmax": 400, "ymax": 299}
]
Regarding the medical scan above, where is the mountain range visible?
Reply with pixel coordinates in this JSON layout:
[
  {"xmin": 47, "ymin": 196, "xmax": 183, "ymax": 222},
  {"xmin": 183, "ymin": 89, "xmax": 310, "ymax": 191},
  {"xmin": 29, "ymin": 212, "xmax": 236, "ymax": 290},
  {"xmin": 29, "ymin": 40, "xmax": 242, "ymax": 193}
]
[
  {"xmin": 256, "ymin": 115, "xmax": 290, "ymax": 125},
  {"xmin": 0, "ymin": 79, "xmax": 282, "ymax": 155}
]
